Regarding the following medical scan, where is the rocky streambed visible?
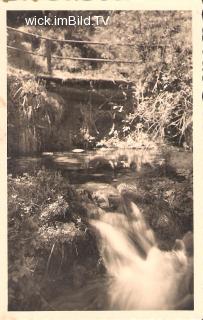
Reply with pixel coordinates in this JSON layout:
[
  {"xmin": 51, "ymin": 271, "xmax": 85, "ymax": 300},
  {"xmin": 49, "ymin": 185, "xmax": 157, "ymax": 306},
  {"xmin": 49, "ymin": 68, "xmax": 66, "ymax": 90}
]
[{"xmin": 8, "ymin": 147, "xmax": 193, "ymax": 310}]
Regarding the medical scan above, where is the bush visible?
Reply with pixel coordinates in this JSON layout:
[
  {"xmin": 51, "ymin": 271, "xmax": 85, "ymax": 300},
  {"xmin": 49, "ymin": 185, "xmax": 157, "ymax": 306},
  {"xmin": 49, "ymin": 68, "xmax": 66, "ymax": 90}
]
[
  {"xmin": 7, "ymin": 69, "xmax": 65, "ymax": 155},
  {"xmin": 8, "ymin": 169, "xmax": 99, "ymax": 310}
]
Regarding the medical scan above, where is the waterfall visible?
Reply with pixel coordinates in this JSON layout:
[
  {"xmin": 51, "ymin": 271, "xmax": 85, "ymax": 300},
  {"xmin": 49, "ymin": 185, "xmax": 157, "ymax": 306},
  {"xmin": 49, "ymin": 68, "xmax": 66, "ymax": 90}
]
[{"xmin": 90, "ymin": 194, "xmax": 193, "ymax": 310}]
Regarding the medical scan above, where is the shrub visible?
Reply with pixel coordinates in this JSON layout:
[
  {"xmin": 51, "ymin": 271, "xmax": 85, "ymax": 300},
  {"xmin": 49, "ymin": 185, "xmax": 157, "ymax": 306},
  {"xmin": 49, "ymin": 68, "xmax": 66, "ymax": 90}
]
[
  {"xmin": 8, "ymin": 169, "xmax": 99, "ymax": 310},
  {"xmin": 7, "ymin": 69, "xmax": 65, "ymax": 155}
]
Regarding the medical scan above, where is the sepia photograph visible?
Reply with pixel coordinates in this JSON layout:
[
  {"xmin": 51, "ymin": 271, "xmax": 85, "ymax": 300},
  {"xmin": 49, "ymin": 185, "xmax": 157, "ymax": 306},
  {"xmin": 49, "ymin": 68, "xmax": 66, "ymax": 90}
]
[{"xmin": 6, "ymin": 10, "xmax": 193, "ymax": 311}]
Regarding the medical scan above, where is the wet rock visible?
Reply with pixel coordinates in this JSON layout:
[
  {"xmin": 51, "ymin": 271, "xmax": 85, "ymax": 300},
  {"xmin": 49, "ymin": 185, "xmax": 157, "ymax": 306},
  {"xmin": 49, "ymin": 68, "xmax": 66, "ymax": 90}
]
[
  {"xmin": 108, "ymin": 194, "xmax": 122, "ymax": 210},
  {"xmin": 151, "ymin": 212, "xmax": 180, "ymax": 250},
  {"xmin": 117, "ymin": 183, "xmax": 137, "ymax": 194},
  {"xmin": 84, "ymin": 202, "xmax": 105, "ymax": 219},
  {"xmin": 129, "ymin": 161, "xmax": 137, "ymax": 171},
  {"xmin": 80, "ymin": 182, "xmax": 120, "ymax": 210},
  {"xmin": 91, "ymin": 189, "xmax": 121, "ymax": 210},
  {"xmin": 117, "ymin": 183, "xmax": 138, "ymax": 204},
  {"xmin": 182, "ymin": 231, "xmax": 193, "ymax": 256},
  {"xmin": 88, "ymin": 156, "xmax": 115, "ymax": 170},
  {"xmin": 156, "ymin": 214, "xmax": 170, "ymax": 228},
  {"xmin": 92, "ymin": 190, "xmax": 110, "ymax": 209}
]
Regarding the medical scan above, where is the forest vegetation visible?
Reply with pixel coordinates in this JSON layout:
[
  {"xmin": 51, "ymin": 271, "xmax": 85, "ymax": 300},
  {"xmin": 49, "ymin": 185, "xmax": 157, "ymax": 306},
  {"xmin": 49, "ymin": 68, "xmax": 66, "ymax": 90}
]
[
  {"xmin": 7, "ymin": 10, "xmax": 192, "ymax": 153},
  {"xmin": 7, "ymin": 11, "xmax": 193, "ymax": 310}
]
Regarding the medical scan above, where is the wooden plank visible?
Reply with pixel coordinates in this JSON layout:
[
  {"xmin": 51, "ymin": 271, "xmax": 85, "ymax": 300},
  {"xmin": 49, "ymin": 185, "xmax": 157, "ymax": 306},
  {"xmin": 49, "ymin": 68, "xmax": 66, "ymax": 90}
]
[
  {"xmin": 36, "ymin": 74, "xmax": 133, "ymax": 89},
  {"xmin": 51, "ymin": 54, "xmax": 137, "ymax": 64}
]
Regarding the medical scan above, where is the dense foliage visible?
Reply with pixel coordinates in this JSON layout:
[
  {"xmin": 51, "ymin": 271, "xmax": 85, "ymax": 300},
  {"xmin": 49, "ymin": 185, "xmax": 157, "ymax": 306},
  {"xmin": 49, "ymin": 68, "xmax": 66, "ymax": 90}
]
[
  {"xmin": 7, "ymin": 69, "xmax": 67, "ymax": 154},
  {"xmin": 7, "ymin": 10, "xmax": 192, "ymax": 150},
  {"xmin": 94, "ymin": 11, "xmax": 192, "ymax": 147},
  {"xmin": 7, "ymin": 11, "xmax": 193, "ymax": 310},
  {"xmin": 8, "ymin": 170, "xmax": 100, "ymax": 310}
]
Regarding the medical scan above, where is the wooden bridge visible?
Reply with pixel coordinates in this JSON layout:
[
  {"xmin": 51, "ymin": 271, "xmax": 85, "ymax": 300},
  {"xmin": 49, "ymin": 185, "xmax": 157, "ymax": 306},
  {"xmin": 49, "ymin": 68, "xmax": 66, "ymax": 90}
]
[
  {"xmin": 7, "ymin": 24, "xmax": 167, "ymax": 153},
  {"xmin": 7, "ymin": 26, "xmax": 140, "ymax": 76},
  {"xmin": 7, "ymin": 25, "xmax": 167, "ymax": 109},
  {"xmin": 7, "ymin": 26, "xmax": 165, "ymax": 75},
  {"xmin": 36, "ymin": 74, "xmax": 134, "ymax": 105}
]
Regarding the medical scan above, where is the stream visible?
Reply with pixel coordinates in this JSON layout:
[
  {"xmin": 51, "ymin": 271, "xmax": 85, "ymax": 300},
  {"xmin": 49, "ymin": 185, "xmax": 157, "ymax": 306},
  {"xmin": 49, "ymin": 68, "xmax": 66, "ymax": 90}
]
[
  {"xmin": 8, "ymin": 147, "xmax": 193, "ymax": 310},
  {"xmin": 8, "ymin": 147, "xmax": 192, "ymax": 185}
]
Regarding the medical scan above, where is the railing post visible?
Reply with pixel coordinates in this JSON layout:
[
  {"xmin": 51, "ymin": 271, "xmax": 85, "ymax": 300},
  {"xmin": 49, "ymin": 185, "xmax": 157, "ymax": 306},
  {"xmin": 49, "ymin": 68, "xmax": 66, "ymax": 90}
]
[{"xmin": 46, "ymin": 39, "xmax": 52, "ymax": 74}]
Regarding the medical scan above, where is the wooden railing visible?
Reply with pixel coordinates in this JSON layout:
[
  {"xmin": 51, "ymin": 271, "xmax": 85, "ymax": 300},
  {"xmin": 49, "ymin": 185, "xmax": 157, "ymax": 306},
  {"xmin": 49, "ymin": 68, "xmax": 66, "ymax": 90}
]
[{"xmin": 7, "ymin": 26, "xmax": 166, "ymax": 75}]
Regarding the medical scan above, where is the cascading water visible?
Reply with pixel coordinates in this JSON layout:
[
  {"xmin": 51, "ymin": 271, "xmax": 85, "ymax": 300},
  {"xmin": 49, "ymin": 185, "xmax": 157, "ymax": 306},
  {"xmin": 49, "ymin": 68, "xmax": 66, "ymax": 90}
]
[
  {"xmin": 90, "ymin": 187, "xmax": 193, "ymax": 310},
  {"xmin": 8, "ymin": 149, "xmax": 193, "ymax": 311}
]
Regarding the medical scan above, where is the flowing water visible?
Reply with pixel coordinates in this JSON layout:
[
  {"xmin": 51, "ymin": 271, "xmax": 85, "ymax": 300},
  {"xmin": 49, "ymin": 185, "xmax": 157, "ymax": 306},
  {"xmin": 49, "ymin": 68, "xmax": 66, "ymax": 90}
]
[
  {"xmin": 90, "ymin": 202, "xmax": 193, "ymax": 310},
  {"xmin": 8, "ymin": 147, "xmax": 193, "ymax": 310}
]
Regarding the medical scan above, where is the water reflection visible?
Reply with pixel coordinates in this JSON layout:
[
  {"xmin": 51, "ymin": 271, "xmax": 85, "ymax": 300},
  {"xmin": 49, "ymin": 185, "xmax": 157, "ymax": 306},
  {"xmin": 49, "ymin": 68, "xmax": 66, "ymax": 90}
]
[{"xmin": 8, "ymin": 147, "xmax": 192, "ymax": 185}]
